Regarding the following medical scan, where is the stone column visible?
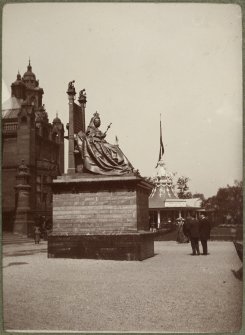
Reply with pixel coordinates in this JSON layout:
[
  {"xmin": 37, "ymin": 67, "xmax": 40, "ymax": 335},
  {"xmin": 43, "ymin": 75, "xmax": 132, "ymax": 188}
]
[
  {"xmin": 157, "ymin": 210, "xmax": 161, "ymax": 228},
  {"xmin": 67, "ymin": 81, "xmax": 76, "ymax": 174},
  {"xmin": 14, "ymin": 160, "xmax": 35, "ymax": 236},
  {"xmin": 78, "ymin": 89, "xmax": 87, "ymax": 132}
]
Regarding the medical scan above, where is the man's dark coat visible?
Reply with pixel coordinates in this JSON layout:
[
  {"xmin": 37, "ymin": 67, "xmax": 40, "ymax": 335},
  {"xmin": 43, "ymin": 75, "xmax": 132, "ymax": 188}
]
[
  {"xmin": 199, "ymin": 217, "xmax": 211, "ymax": 240},
  {"xmin": 184, "ymin": 217, "xmax": 199, "ymax": 239}
]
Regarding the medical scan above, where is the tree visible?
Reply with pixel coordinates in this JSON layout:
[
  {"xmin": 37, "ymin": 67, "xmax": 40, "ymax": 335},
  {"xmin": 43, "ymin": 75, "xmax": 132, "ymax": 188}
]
[
  {"xmin": 203, "ymin": 180, "xmax": 243, "ymax": 225},
  {"xmin": 177, "ymin": 176, "xmax": 192, "ymax": 199}
]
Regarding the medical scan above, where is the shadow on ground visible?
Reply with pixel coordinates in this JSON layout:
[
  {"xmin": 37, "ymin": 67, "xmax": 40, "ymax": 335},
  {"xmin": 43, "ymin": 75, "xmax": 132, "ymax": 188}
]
[
  {"xmin": 3, "ymin": 262, "xmax": 29, "ymax": 268},
  {"xmin": 231, "ymin": 268, "xmax": 243, "ymax": 281}
]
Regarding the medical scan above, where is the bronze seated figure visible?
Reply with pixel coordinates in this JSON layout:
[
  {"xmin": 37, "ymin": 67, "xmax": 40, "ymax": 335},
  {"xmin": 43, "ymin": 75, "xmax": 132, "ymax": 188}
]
[{"xmin": 75, "ymin": 112, "xmax": 136, "ymax": 176}]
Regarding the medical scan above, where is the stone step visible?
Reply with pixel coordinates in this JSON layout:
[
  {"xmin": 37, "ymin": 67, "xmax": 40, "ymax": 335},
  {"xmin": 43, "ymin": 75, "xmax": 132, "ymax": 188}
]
[{"xmin": 2, "ymin": 233, "xmax": 33, "ymax": 245}]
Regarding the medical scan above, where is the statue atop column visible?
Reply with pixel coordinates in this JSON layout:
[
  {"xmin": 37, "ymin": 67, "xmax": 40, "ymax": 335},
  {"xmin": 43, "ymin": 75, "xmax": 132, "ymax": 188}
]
[
  {"xmin": 67, "ymin": 80, "xmax": 76, "ymax": 95},
  {"xmin": 75, "ymin": 111, "xmax": 135, "ymax": 176},
  {"xmin": 78, "ymin": 89, "xmax": 86, "ymax": 102}
]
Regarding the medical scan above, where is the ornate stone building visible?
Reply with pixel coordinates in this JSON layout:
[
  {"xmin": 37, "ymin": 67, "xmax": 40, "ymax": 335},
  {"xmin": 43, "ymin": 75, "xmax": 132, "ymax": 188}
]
[{"xmin": 2, "ymin": 61, "xmax": 64, "ymax": 235}]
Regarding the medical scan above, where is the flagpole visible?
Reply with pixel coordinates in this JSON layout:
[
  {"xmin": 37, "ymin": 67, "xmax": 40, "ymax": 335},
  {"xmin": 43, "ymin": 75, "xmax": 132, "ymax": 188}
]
[{"xmin": 158, "ymin": 113, "xmax": 164, "ymax": 162}]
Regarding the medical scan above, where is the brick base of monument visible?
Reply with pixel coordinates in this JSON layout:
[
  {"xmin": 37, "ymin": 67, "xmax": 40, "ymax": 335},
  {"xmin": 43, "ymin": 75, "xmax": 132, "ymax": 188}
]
[
  {"xmin": 48, "ymin": 232, "xmax": 154, "ymax": 260},
  {"xmin": 48, "ymin": 174, "xmax": 154, "ymax": 260}
]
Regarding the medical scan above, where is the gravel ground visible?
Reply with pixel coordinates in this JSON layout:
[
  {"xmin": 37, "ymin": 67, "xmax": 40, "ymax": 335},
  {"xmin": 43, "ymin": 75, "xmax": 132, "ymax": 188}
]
[{"xmin": 3, "ymin": 240, "xmax": 243, "ymax": 332}]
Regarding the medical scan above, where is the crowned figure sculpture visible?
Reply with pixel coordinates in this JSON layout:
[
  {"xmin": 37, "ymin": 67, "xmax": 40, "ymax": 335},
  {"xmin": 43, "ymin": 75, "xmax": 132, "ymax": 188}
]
[
  {"xmin": 48, "ymin": 81, "xmax": 154, "ymax": 261},
  {"xmin": 75, "ymin": 111, "xmax": 135, "ymax": 176}
]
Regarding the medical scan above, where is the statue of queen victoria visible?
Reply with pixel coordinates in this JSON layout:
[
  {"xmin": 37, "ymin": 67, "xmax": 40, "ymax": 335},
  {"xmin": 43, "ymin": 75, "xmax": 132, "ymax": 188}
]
[
  {"xmin": 75, "ymin": 112, "xmax": 135, "ymax": 176},
  {"xmin": 49, "ymin": 86, "xmax": 154, "ymax": 261}
]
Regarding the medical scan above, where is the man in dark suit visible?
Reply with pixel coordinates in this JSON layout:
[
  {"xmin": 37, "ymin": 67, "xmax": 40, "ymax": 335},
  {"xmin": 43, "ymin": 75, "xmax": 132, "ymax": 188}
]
[
  {"xmin": 199, "ymin": 213, "xmax": 211, "ymax": 255},
  {"xmin": 184, "ymin": 214, "xmax": 200, "ymax": 255}
]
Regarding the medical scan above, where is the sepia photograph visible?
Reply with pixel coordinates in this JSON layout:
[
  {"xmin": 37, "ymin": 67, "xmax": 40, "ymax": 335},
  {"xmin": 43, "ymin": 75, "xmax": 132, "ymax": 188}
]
[{"xmin": 2, "ymin": 2, "xmax": 243, "ymax": 333}]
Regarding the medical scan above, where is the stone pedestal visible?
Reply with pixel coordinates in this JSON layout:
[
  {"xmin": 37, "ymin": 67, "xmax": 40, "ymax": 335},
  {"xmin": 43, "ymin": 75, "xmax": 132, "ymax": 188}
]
[
  {"xmin": 14, "ymin": 184, "xmax": 34, "ymax": 236},
  {"xmin": 14, "ymin": 160, "xmax": 35, "ymax": 236},
  {"xmin": 48, "ymin": 174, "xmax": 155, "ymax": 260}
]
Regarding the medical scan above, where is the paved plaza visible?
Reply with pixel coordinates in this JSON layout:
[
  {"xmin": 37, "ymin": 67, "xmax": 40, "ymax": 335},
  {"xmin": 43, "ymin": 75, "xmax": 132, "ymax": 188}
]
[{"xmin": 2, "ymin": 237, "xmax": 243, "ymax": 333}]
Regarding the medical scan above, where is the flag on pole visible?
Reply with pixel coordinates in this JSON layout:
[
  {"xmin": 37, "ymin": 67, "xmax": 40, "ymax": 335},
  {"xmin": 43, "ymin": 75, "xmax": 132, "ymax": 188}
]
[{"xmin": 158, "ymin": 114, "xmax": 164, "ymax": 161}]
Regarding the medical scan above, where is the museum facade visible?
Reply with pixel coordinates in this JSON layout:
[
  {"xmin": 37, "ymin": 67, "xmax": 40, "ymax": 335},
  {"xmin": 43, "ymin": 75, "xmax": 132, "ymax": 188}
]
[{"xmin": 2, "ymin": 61, "xmax": 64, "ymax": 234}]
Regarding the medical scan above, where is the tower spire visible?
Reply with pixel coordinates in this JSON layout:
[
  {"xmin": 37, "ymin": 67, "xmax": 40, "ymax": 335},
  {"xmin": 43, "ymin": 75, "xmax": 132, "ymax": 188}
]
[
  {"xmin": 27, "ymin": 57, "xmax": 32, "ymax": 71},
  {"xmin": 17, "ymin": 70, "xmax": 21, "ymax": 80}
]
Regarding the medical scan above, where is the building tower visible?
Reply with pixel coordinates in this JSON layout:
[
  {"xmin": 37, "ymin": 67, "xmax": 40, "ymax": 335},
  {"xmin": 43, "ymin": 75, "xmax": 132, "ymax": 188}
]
[{"xmin": 2, "ymin": 61, "xmax": 64, "ymax": 235}]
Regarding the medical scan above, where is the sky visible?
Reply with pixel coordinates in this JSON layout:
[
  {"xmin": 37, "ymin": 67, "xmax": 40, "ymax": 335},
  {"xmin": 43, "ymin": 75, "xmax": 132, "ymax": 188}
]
[{"xmin": 2, "ymin": 3, "xmax": 243, "ymax": 198}]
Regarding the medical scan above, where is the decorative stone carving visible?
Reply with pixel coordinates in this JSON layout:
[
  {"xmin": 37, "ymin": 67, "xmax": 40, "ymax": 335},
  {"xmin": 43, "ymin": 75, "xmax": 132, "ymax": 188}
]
[
  {"xmin": 78, "ymin": 89, "xmax": 87, "ymax": 105},
  {"xmin": 67, "ymin": 80, "xmax": 76, "ymax": 95}
]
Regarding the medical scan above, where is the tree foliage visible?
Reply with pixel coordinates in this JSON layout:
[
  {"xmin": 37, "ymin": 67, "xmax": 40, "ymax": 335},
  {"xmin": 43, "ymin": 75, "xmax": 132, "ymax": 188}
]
[
  {"xmin": 203, "ymin": 180, "xmax": 243, "ymax": 225},
  {"xmin": 177, "ymin": 176, "xmax": 192, "ymax": 199}
]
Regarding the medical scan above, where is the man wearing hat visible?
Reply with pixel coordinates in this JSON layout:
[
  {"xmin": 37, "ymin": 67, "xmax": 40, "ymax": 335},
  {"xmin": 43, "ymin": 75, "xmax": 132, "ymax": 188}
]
[{"xmin": 199, "ymin": 213, "xmax": 211, "ymax": 255}]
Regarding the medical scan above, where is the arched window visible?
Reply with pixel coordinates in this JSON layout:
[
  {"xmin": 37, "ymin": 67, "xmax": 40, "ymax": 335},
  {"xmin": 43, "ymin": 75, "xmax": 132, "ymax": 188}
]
[{"xmin": 30, "ymin": 96, "xmax": 36, "ymax": 106}]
